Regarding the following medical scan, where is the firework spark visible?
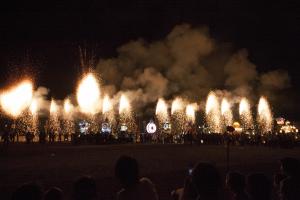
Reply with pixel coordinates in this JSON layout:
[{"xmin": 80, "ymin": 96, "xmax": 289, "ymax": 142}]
[
  {"xmin": 257, "ymin": 96, "xmax": 273, "ymax": 133},
  {"xmin": 156, "ymin": 98, "xmax": 169, "ymax": 121},
  {"xmin": 119, "ymin": 94, "xmax": 131, "ymax": 115},
  {"xmin": 205, "ymin": 91, "xmax": 221, "ymax": 133},
  {"xmin": 64, "ymin": 98, "xmax": 73, "ymax": 116},
  {"xmin": 171, "ymin": 98, "xmax": 184, "ymax": 115},
  {"xmin": 76, "ymin": 73, "xmax": 101, "ymax": 115},
  {"xmin": 221, "ymin": 98, "xmax": 233, "ymax": 127},
  {"xmin": 102, "ymin": 95, "xmax": 113, "ymax": 114},
  {"xmin": 0, "ymin": 80, "xmax": 33, "ymax": 118},
  {"xmin": 239, "ymin": 97, "xmax": 253, "ymax": 129},
  {"xmin": 186, "ymin": 103, "xmax": 197, "ymax": 124}
]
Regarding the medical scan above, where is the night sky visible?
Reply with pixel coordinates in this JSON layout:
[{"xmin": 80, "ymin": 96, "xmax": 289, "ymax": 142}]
[{"xmin": 0, "ymin": 0, "xmax": 299, "ymax": 119}]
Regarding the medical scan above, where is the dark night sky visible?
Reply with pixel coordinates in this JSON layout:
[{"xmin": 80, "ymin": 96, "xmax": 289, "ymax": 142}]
[{"xmin": 0, "ymin": 0, "xmax": 299, "ymax": 117}]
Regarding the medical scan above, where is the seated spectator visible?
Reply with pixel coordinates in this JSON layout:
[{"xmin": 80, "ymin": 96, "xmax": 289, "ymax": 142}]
[
  {"xmin": 72, "ymin": 176, "xmax": 98, "ymax": 200},
  {"xmin": 11, "ymin": 182, "xmax": 43, "ymax": 200},
  {"xmin": 173, "ymin": 162, "xmax": 222, "ymax": 200},
  {"xmin": 44, "ymin": 187, "xmax": 63, "ymax": 200},
  {"xmin": 115, "ymin": 155, "xmax": 158, "ymax": 200},
  {"xmin": 279, "ymin": 157, "xmax": 300, "ymax": 200},
  {"xmin": 226, "ymin": 172, "xmax": 249, "ymax": 200},
  {"xmin": 247, "ymin": 173, "xmax": 271, "ymax": 200}
]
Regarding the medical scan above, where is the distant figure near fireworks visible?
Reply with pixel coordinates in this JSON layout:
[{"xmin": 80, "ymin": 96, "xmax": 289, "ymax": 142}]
[
  {"xmin": 2, "ymin": 125, "xmax": 10, "ymax": 145},
  {"xmin": 115, "ymin": 155, "xmax": 158, "ymax": 200}
]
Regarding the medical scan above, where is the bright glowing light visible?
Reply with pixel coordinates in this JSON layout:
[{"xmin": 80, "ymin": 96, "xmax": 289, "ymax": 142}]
[
  {"xmin": 29, "ymin": 99, "xmax": 38, "ymax": 115},
  {"xmin": 205, "ymin": 91, "xmax": 221, "ymax": 133},
  {"xmin": 221, "ymin": 98, "xmax": 233, "ymax": 126},
  {"xmin": 257, "ymin": 96, "xmax": 273, "ymax": 133},
  {"xmin": 0, "ymin": 80, "xmax": 33, "ymax": 118},
  {"xmin": 239, "ymin": 97, "xmax": 253, "ymax": 129},
  {"xmin": 76, "ymin": 73, "xmax": 101, "ymax": 114},
  {"xmin": 186, "ymin": 103, "xmax": 197, "ymax": 123},
  {"xmin": 119, "ymin": 94, "xmax": 130, "ymax": 114},
  {"xmin": 171, "ymin": 98, "xmax": 184, "ymax": 114},
  {"xmin": 64, "ymin": 98, "xmax": 73, "ymax": 114},
  {"xmin": 156, "ymin": 98, "xmax": 168, "ymax": 120},
  {"xmin": 102, "ymin": 95, "xmax": 113, "ymax": 114},
  {"xmin": 50, "ymin": 99, "xmax": 58, "ymax": 114}
]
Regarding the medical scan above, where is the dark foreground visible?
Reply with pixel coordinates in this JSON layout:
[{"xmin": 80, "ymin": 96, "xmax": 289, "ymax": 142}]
[{"xmin": 1, "ymin": 144, "xmax": 300, "ymax": 200}]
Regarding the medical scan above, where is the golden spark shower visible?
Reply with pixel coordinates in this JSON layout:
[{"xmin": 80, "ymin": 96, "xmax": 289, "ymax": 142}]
[
  {"xmin": 205, "ymin": 91, "xmax": 221, "ymax": 133},
  {"xmin": 0, "ymin": 80, "xmax": 33, "ymax": 118},
  {"xmin": 76, "ymin": 73, "xmax": 101, "ymax": 115}
]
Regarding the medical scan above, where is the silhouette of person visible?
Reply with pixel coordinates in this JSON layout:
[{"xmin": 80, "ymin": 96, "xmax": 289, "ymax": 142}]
[
  {"xmin": 226, "ymin": 172, "xmax": 249, "ymax": 200},
  {"xmin": 44, "ymin": 187, "xmax": 63, "ymax": 200},
  {"xmin": 115, "ymin": 155, "xmax": 158, "ymax": 200},
  {"xmin": 247, "ymin": 173, "xmax": 271, "ymax": 200},
  {"xmin": 72, "ymin": 176, "xmax": 98, "ymax": 200},
  {"xmin": 11, "ymin": 182, "xmax": 43, "ymax": 200}
]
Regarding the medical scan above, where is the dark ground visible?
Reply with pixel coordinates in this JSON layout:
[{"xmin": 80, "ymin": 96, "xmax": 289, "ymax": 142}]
[{"xmin": 1, "ymin": 144, "xmax": 300, "ymax": 200}]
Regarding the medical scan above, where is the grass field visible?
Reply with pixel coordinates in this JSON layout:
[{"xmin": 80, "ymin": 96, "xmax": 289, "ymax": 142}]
[{"xmin": 1, "ymin": 144, "xmax": 300, "ymax": 200}]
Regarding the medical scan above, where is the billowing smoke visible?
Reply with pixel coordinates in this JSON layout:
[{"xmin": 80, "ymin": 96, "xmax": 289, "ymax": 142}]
[{"xmin": 96, "ymin": 23, "xmax": 290, "ymax": 113}]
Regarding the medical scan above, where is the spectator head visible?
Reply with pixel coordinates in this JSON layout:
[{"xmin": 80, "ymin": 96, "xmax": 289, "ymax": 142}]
[
  {"xmin": 72, "ymin": 176, "xmax": 97, "ymax": 200},
  {"xmin": 191, "ymin": 162, "xmax": 222, "ymax": 198},
  {"xmin": 12, "ymin": 182, "xmax": 43, "ymax": 200},
  {"xmin": 247, "ymin": 173, "xmax": 271, "ymax": 200},
  {"xmin": 226, "ymin": 172, "xmax": 246, "ymax": 193},
  {"xmin": 44, "ymin": 187, "xmax": 63, "ymax": 200},
  {"xmin": 115, "ymin": 155, "xmax": 139, "ymax": 188},
  {"xmin": 280, "ymin": 157, "xmax": 300, "ymax": 177}
]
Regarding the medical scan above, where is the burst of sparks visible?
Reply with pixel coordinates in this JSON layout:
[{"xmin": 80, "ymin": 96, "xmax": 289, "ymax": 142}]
[
  {"xmin": 171, "ymin": 98, "xmax": 184, "ymax": 115},
  {"xmin": 221, "ymin": 98, "xmax": 233, "ymax": 126},
  {"xmin": 119, "ymin": 94, "xmax": 130, "ymax": 114},
  {"xmin": 76, "ymin": 73, "xmax": 101, "ymax": 115},
  {"xmin": 0, "ymin": 80, "xmax": 33, "ymax": 118},
  {"xmin": 257, "ymin": 96, "xmax": 273, "ymax": 133},
  {"xmin": 205, "ymin": 91, "xmax": 221, "ymax": 133}
]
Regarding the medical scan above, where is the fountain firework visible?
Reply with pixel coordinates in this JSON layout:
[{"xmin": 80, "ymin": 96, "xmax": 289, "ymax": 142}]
[
  {"xmin": 119, "ymin": 94, "xmax": 131, "ymax": 115},
  {"xmin": 49, "ymin": 99, "xmax": 61, "ymax": 136},
  {"xmin": 257, "ymin": 96, "xmax": 273, "ymax": 133},
  {"xmin": 29, "ymin": 99, "xmax": 39, "ymax": 137},
  {"xmin": 156, "ymin": 98, "xmax": 169, "ymax": 122},
  {"xmin": 63, "ymin": 99, "xmax": 75, "ymax": 138},
  {"xmin": 118, "ymin": 94, "xmax": 135, "ymax": 132},
  {"xmin": 155, "ymin": 98, "xmax": 170, "ymax": 134},
  {"xmin": 221, "ymin": 98, "xmax": 233, "ymax": 127},
  {"xmin": 205, "ymin": 92, "xmax": 222, "ymax": 133},
  {"xmin": 76, "ymin": 73, "xmax": 101, "ymax": 115},
  {"xmin": 0, "ymin": 80, "xmax": 33, "ymax": 118},
  {"xmin": 171, "ymin": 97, "xmax": 186, "ymax": 134},
  {"xmin": 102, "ymin": 95, "xmax": 115, "ymax": 124},
  {"xmin": 186, "ymin": 103, "xmax": 197, "ymax": 124},
  {"xmin": 239, "ymin": 97, "xmax": 253, "ymax": 129}
]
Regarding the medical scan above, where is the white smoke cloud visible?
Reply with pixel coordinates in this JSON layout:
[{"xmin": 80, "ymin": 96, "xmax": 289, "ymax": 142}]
[{"xmin": 96, "ymin": 23, "xmax": 290, "ymax": 113}]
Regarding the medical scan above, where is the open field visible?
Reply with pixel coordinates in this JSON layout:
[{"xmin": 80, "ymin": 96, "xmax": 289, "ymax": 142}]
[{"xmin": 1, "ymin": 144, "xmax": 300, "ymax": 200}]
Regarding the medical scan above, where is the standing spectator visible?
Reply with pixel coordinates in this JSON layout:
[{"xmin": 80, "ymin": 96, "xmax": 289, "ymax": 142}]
[
  {"xmin": 11, "ymin": 182, "xmax": 43, "ymax": 200},
  {"xmin": 44, "ymin": 187, "xmax": 63, "ymax": 200},
  {"xmin": 72, "ymin": 176, "xmax": 98, "ymax": 200},
  {"xmin": 172, "ymin": 162, "xmax": 223, "ymax": 200},
  {"xmin": 226, "ymin": 172, "xmax": 249, "ymax": 200},
  {"xmin": 279, "ymin": 157, "xmax": 300, "ymax": 200},
  {"xmin": 115, "ymin": 155, "xmax": 158, "ymax": 200},
  {"xmin": 247, "ymin": 173, "xmax": 272, "ymax": 200}
]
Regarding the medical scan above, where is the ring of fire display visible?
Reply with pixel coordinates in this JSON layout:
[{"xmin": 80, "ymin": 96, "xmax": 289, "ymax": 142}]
[{"xmin": 146, "ymin": 122, "xmax": 157, "ymax": 134}]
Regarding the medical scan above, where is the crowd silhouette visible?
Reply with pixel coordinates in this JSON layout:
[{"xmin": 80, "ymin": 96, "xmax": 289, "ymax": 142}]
[{"xmin": 9, "ymin": 156, "xmax": 300, "ymax": 200}]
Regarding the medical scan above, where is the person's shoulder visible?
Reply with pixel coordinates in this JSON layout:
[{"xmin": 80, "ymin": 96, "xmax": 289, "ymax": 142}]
[
  {"xmin": 140, "ymin": 177, "xmax": 154, "ymax": 185},
  {"xmin": 117, "ymin": 188, "xmax": 126, "ymax": 200}
]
